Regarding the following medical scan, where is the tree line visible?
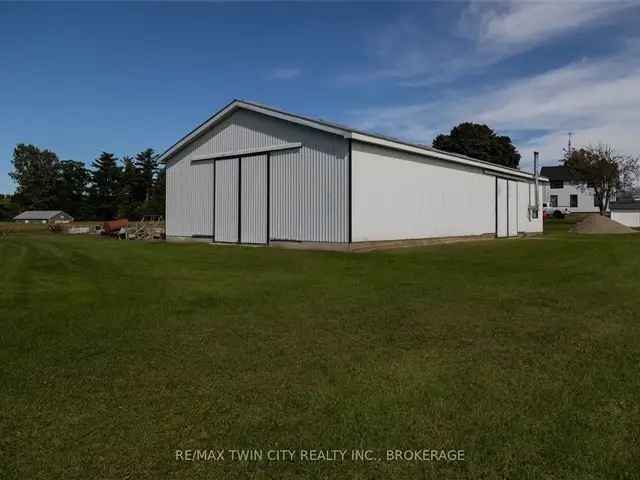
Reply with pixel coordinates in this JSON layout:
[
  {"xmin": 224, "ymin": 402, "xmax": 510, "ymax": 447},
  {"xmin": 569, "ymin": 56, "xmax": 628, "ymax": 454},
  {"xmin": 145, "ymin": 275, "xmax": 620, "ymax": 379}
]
[
  {"xmin": 0, "ymin": 122, "xmax": 520, "ymax": 221},
  {"xmin": 3, "ymin": 125, "xmax": 635, "ymax": 221},
  {"xmin": 6, "ymin": 144, "xmax": 165, "ymax": 221}
]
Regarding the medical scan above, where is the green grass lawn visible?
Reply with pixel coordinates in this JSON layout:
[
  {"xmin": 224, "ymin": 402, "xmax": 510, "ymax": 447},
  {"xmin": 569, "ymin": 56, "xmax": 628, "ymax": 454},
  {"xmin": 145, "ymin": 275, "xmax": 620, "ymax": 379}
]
[{"xmin": 2, "ymin": 222, "xmax": 640, "ymax": 479}]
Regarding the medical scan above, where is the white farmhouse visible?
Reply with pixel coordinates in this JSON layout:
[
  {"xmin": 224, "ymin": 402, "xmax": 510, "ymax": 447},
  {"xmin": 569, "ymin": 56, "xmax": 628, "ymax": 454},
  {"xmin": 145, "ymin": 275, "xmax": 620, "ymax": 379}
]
[
  {"xmin": 160, "ymin": 100, "xmax": 547, "ymax": 246},
  {"xmin": 540, "ymin": 166, "xmax": 601, "ymax": 214}
]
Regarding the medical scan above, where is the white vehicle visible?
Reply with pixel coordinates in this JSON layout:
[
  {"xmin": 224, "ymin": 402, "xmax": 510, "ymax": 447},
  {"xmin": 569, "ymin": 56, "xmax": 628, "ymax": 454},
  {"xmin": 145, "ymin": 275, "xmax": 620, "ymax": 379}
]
[{"xmin": 543, "ymin": 204, "xmax": 570, "ymax": 218}]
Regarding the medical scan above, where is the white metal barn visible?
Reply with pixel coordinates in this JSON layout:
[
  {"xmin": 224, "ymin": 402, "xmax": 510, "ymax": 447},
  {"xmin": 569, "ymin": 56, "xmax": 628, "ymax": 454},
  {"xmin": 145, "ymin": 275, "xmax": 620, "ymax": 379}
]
[{"xmin": 160, "ymin": 100, "xmax": 547, "ymax": 246}]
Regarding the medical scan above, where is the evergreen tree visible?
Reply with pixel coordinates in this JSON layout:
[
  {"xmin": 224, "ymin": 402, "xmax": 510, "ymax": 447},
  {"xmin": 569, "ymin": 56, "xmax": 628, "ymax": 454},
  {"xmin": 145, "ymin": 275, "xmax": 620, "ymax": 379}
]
[
  {"xmin": 135, "ymin": 148, "xmax": 158, "ymax": 204},
  {"xmin": 117, "ymin": 156, "xmax": 139, "ymax": 218},
  {"xmin": 88, "ymin": 152, "xmax": 121, "ymax": 220},
  {"xmin": 146, "ymin": 164, "xmax": 166, "ymax": 216},
  {"xmin": 56, "ymin": 160, "xmax": 89, "ymax": 219},
  {"xmin": 0, "ymin": 194, "xmax": 20, "ymax": 221}
]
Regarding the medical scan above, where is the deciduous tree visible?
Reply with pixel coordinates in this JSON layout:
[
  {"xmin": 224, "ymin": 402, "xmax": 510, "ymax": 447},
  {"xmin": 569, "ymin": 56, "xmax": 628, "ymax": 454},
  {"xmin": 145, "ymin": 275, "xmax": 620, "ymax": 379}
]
[
  {"xmin": 433, "ymin": 123, "xmax": 521, "ymax": 168},
  {"xmin": 9, "ymin": 144, "xmax": 60, "ymax": 209},
  {"xmin": 565, "ymin": 144, "xmax": 639, "ymax": 215}
]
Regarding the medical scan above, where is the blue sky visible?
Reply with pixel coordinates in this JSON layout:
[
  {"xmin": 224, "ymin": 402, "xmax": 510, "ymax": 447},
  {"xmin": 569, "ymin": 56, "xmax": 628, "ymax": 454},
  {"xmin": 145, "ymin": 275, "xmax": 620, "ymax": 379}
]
[{"xmin": 2, "ymin": 1, "xmax": 639, "ymax": 193}]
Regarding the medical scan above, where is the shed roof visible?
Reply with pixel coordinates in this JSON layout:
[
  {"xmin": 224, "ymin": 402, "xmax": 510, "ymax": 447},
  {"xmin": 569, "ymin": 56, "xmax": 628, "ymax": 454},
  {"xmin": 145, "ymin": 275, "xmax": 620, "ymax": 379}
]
[
  {"xmin": 158, "ymin": 99, "xmax": 546, "ymax": 182},
  {"xmin": 14, "ymin": 210, "xmax": 69, "ymax": 220},
  {"xmin": 610, "ymin": 201, "xmax": 640, "ymax": 211}
]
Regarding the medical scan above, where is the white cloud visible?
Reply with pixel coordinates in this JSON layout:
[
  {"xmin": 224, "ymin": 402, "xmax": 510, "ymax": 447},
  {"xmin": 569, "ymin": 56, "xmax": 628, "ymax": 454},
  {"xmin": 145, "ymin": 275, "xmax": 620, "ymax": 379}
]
[
  {"xmin": 460, "ymin": 0, "xmax": 634, "ymax": 57},
  {"xmin": 337, "ymin": 17, "xmax": 471, "ymax": 86},
  {"xmin": 267, "ymin": 67, "xmax": 301, "ymax": 80},
  {"xmin": 473, "ymin": 56, "xmax": 640, "ymax": 129},
  {"xmin": 347, "ymin": 42, "xmax": 640, "ymax": 173},
  {"xmin": 341, "ymin": 1, "xmax": 638, "ymax": 87}
]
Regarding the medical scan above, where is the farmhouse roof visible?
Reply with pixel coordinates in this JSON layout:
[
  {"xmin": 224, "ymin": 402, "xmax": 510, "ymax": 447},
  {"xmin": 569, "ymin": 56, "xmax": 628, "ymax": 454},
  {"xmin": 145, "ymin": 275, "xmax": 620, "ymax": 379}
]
[{"xmin": 539, "ymin": 165, "xmax": 579, "ymax": 181}]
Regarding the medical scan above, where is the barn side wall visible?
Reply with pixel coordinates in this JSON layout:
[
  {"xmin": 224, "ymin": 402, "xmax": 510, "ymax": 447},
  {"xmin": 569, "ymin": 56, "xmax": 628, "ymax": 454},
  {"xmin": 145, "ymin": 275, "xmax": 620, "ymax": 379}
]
[
  {"xmin": 166, "ymin": 109, "xmax": 349, "ymax": 242},
  {"xmin": 352, "ymin": 141, "xmax": 542, "ymax": 242},
  {"xmin": 517, "ymin": 181, "xmax": 545, "ymax": 233},
  {"xmin": 166, "ymin": 152, "xmax": 213, "ymax": 237}
]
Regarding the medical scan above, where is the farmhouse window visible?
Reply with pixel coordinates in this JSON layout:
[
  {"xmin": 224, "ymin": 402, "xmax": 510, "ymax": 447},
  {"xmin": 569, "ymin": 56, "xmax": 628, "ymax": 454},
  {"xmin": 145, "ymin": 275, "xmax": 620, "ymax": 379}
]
[
  {"xmin": 550, "ymin": 180, "xmax": 564, "ymax": 189},
  {"xmin": 570, "ymin": 195, "xmax": 578, "ymax": 208},
  {"xmin": 550, "ymin": 195, "xmax": 558, "ymax": 207}
]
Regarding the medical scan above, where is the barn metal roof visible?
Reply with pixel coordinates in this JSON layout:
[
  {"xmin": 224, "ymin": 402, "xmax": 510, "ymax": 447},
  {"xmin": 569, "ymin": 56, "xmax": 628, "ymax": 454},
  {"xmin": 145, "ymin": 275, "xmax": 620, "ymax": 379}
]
[
  {"xmin": 13, "ymin": 210, "xmax": 68, "ymax": 220},
  {"xmin": 158, "ymin": 99, "xmax": 547, "ymax": 182}
]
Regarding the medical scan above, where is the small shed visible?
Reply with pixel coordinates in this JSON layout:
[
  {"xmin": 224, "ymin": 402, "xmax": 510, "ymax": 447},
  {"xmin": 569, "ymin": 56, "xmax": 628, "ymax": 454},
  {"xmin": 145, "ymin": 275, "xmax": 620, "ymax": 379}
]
[
  {"xmin": 13, "ymin": 210, "xmax": 74, "ymax": 224},
  {"xmin": 610, "ymin": 202, "xmax": 640, "ymax": 227}
]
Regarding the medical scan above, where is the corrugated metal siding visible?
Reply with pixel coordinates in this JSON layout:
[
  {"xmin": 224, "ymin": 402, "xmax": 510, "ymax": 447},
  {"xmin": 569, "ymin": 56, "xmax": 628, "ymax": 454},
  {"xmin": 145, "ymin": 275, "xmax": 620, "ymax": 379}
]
[
  {"xmin": 166, "ymin": 151, "xmax": 213, "ymax": 236},
  {"xmin": 270, "ymin": 146, "xmax": 348, "ymax": 242},
  {"xmin": 515, "ymin": 180, "xmax": 544, "ymax": 233},
  {"xmin": 518, "ymin": 181, "xmax": 532, "ymax": 231},
  {"xmin": 241, "ymin": 155, "xmax": 267, "ymax": 244},
  {"xmin": 507, "ymin": 180, "xmax": 519, "ymax": 236},
  {"xmin": 215, "ymin": 159, "xmax": 239, "ymax": 242},
  {"xmin": 496, "ymin": 178, "xmax": 508, "ymax": 237},
  {"xmin": 166, "ymin": 108, "xmax": 349, "ymax": 242},
  {"xmin": 189, "ymin": 109, "xmax": 344, "ymax": 159},
  {"xmin": 352, "ymin": 141, "xmax": 496, "ymax": 241}
]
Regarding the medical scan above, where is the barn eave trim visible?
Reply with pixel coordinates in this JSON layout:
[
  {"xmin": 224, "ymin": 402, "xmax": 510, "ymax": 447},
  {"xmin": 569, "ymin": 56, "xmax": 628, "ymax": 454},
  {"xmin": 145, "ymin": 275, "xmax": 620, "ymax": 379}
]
[{"xmin": 190, "ymin": 142, "xmax": 302, "ymax": 163}]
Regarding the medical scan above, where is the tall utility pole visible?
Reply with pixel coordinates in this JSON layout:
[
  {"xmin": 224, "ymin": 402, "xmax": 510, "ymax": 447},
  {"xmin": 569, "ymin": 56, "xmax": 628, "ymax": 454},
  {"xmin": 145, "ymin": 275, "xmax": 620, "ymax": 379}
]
[{"xmin": 567, "ymin": 132, "xmax": 573, "ymax": 155}]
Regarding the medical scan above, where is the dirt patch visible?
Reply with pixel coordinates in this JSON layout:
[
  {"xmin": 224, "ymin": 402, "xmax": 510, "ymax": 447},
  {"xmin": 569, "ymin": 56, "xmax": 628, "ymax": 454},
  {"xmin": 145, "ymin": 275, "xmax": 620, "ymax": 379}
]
[
  {"xmin": 270, "ymin": 234, "xmax": 498, "ymax": 252},
  {"xmin": 574, "ymin": 214, "xmax": 636, "ymax": 234}
]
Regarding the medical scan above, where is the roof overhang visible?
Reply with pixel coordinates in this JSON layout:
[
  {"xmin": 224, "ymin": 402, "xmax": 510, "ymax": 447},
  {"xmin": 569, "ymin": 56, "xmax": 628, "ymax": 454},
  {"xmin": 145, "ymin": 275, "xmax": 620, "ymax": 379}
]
[
  {"xmin": 190, "ymin": 142, "xmax": 302, "ymax": 163},
  {"xmin": 158, "ymin": 99, "xmax": 545, "ymax": 182},
  {"xmin": 158, "ymin": 100, "xmax": 350, "ymax": 164},
  {"xmin": 351, "ymin": 132, "xmax": 547, "ymax": 182}
]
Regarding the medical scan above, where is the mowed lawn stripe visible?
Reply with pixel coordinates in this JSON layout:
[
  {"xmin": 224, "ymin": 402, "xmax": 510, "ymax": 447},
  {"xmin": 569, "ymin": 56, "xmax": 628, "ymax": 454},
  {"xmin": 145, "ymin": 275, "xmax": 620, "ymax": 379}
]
[{"xmin": 1, "ymin": 231, "xmax": 640, "ymax": 479}]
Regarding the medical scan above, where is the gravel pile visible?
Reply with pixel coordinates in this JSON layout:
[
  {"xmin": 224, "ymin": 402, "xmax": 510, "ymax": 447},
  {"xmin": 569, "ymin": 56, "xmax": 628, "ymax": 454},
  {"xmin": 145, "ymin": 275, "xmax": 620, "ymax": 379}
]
[{"xmin": 574, "ymin": 214, "xmax": 636, "ymax": 234}]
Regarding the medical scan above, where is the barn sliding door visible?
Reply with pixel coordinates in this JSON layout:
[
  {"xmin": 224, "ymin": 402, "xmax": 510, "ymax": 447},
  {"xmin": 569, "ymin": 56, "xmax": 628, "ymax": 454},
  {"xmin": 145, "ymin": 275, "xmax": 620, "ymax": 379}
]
[
  {"xmin": 496, "ymin": 178, "xmax": 508, "ymax": 237},
  {"xmin": 240, "ymin": 155, "xmax": 268, "ymax": 244},
  {"xmin": 496, "ymin": 178, "xmax": 519, "ymax": 238},
  {"xmin": 215, "ymin": 158, "xmax": 239, "ymax": 242},
  {"xmin": 214, "ymin": 155, "xmax": 268, "ymax": 244},
  {"xmin": 507, "ymin": 180, "xmax": 518, "ymax": 236}
]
